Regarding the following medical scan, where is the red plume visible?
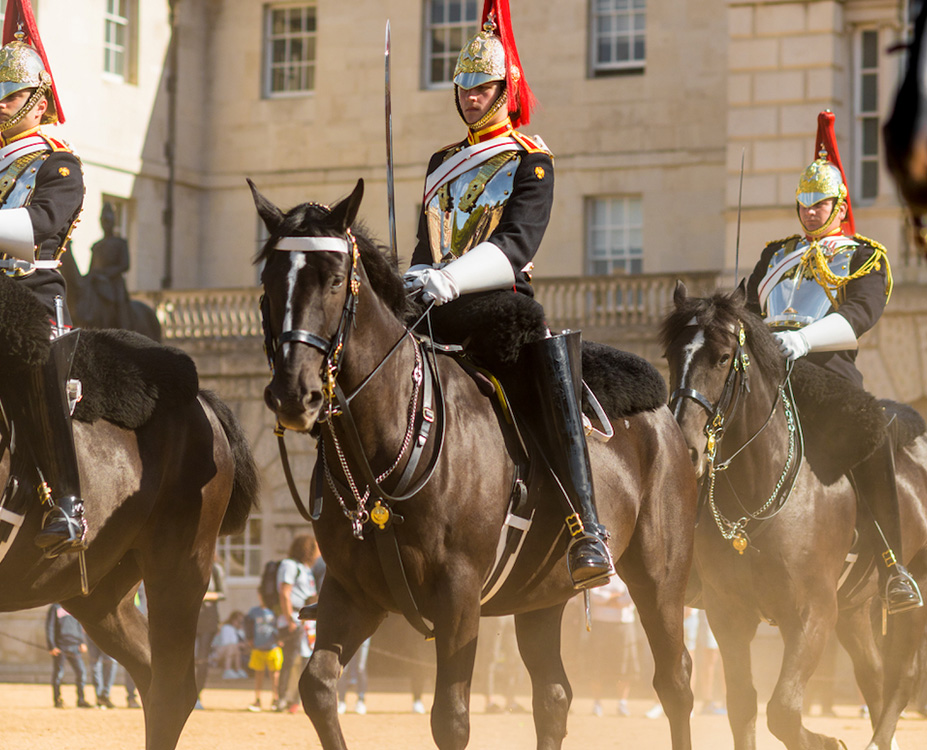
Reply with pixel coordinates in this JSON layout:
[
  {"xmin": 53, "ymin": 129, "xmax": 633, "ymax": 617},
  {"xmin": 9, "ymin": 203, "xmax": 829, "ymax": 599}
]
[
  {"xmin": 2, "ymin": 0, "xmax": 64, "ymax": 123},
  {"xmin": 813, "ymin": 110, "xmax": 852, "ymax": 235},
  {"xmin": 481, "ymin": 0, "xmax": 535, "ymax": 128}
]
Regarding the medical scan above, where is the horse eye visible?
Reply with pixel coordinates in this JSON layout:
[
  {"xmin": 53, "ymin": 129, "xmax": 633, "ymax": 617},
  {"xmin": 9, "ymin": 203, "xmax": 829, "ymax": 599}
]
[
  {"xmin": 718, "ymin": 353, "xmax": 731, "ymax": 366},
  {"xmin": 331, "ymin": 275, "xmax": 345, "ymax": 290}
]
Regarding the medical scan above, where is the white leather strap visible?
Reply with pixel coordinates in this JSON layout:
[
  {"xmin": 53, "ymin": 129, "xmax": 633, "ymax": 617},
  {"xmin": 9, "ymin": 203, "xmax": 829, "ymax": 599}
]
[{"xmin": 276, "ymin": 236, "xmax": 350, "ymax": 253}]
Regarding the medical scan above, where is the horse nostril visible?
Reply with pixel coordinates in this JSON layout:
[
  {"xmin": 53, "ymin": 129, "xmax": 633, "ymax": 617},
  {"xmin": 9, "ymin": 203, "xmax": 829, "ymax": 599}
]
[
  {"xmin": 306, "ymin": 390, "xmax": 323, "ymax": 411},
  {"xmin": 264, "ymin": 386, "xmax": 280, "ymax": 412},
  {"xmin": 689, "ymin": 447, "xmax": 700, "ymax": 467}
]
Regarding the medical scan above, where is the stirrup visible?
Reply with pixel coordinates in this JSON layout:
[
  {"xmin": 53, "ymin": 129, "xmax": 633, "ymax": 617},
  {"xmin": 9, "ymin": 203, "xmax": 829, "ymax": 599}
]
[
  {"xmin": 884, "ymin": 566, "xmax": 923, "ymax": 615},
  {"xmin": 567, "ymin": 532, "xmax": 614, "ymax": 591},
  {"xmin": 35, "ymin": 501, "xmax": 87, "ymax": 558}
]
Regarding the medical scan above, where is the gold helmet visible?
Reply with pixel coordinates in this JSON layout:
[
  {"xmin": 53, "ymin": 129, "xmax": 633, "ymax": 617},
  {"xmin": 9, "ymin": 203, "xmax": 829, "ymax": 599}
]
[
  {"xmin": 796, "ymin": 152, "xmax": 846, "ymax": 208},
  {"xmin": 451, "ymin": 0, "xmax": 535, "ymax": 129},
  {"xmin": 0, "ymin": 0, "xmax": 64, "ymax": 129},
  {"xmin": 454, "ymin": 21, "xmax": 507, "ymax": 91},
  {"xmin": 795, "ymin": 111, "xmax": 854, "ymax": 237},
  {"xmin": 0, "ymin": 38, "xmax": 56, "ymax": 127}
]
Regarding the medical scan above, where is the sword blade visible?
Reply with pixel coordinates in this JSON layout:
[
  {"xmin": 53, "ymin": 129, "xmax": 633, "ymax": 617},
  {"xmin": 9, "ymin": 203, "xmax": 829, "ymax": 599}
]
[{"xmin": 385, "ymin": 19, "xmax": 398, "ymax": 263}]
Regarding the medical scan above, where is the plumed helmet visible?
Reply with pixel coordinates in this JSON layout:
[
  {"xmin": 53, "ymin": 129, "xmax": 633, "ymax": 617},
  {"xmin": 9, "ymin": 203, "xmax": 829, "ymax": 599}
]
[
  {"xmin": 452, "ymin": 0, "xmax": 535, "ymax": 129},
  {"xmin": 0, "ymin": 0, "xmax": 64, "ymax": 126},
  {"xmin": 795, "ymin": 110, "xmax": 854, "ymax": 236},
  {"xmin": 0, "ymin": 38, "xmax": 56, "ymax": 124}
]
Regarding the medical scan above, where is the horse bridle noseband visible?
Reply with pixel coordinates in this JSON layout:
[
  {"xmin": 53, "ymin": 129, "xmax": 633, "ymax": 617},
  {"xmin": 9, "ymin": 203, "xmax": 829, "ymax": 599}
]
[{"xmin": 669, "ymin": 321, "xmax": 752, "ymax": 460}]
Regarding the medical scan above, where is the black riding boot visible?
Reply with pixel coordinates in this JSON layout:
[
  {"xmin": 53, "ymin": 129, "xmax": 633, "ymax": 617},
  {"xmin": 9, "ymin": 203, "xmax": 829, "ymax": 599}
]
[
  {"xmin": 11, "ymin": 330, "xmax": 86, "ymax": 557},
  {"xmin": 850, "ymin": 424, "xmax": 923, "ymax": 615},
  {"xmin": 520, "ymin": 332, "xmax": 614, "ymax": 590}
]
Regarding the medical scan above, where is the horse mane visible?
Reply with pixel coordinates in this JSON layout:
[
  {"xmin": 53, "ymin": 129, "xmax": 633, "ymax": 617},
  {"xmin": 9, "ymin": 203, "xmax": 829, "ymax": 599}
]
[
  {"xmin": 254, "ymin": 202, "xmax": 415, "ymax": 322},
  {"xmin": 660, "ymin": 288, "xmax": 785, "ymax": 378}
]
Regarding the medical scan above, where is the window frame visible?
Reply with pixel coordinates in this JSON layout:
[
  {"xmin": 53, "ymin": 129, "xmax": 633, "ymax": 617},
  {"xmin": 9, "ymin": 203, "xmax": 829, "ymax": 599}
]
[
  {"xmin": 103, "ymin": 0, "xmax": 138, "ymax": 84},
  {"xmin": 852, "ymin": 26, "xmax": 880, "ymax": 203},
  {"xmin": 585, "ymin": 195, "xmax": 644, "ymax": 276},
  {"xmin": 263, "ymin": 2, "xmax": 318, "ymax": 98},
  {"xmin": 422, "ymin": 0, "xmax": 480, "ymax": 90},
  {"xmin": 217, "ymin": 514, "xmax": 264, "ymax": 583},
  {"xmin": 589, "ymin": 0, "xmax": 647, "ymax": 77}
]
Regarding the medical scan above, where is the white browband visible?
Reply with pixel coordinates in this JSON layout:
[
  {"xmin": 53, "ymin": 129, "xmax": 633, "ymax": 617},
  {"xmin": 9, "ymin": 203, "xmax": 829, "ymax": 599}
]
[{"xmin": 276, "ymin": 236, "xmax": 350, "ymax": 253}]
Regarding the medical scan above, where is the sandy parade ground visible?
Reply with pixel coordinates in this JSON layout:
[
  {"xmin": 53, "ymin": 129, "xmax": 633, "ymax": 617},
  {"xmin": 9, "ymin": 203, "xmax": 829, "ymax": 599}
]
[{"xmin": 1, "ymin": 683, "xmax": 927, "ymax": 750}]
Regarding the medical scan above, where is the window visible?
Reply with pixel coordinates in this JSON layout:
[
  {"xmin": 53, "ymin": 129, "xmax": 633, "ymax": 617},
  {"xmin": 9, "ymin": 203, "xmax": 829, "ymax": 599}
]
[
  {"xmin": 103, "ymin": 0, "xmax": 137, "ymax": 83},
  {"xmin": 586, "ymin": 196, "xmax": 643, "ymax": 275},
  {"xmin": 217, "ymin": 515, "xmax": 264, "ymax": 581},
  {"xmin": 854, "ymin": 28, "xmax": 879, "ymax": 201},
  {"xmin": 590, "ymin": 0, "xmax": 646, "ymax": 74},
  {"xmin": 264, "ymin": 3, "xmax": 317, "ymax": 96},
  {"xmin": 424, "ymin": 0, "xmax": 479, "ymax": 88}
]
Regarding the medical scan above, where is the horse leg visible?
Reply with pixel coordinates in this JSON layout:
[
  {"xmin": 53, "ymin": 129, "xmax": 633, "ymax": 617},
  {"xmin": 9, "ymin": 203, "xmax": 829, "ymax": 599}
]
[
  {"xmin": 766, "ymin": 607, "xmax": 843, "ymax": 750},
  {"xmin": 301, "ymin": 575, "xmax": 386, "ymax": 750},
  {"xmin": 834, "ymin": 602, "xmax": 883, "ymax": 730},
  {"xmin": 629, "ymin": 579, "xmax": 693, "ymax": 750},
  {"xmin": 513, "ymin": 605, "xmax": 570, "ymax": 750},
  {"xmin": 429, "ymin": 578, "xmax": 481, "ymax": 750},
  {"xmin": 140, "ymin": 557, "xmax": 213, "ymax": 750},
  {"xmin": 62, "ymin": 557, "xmax": 151, "ymax": 696},
  {"xmin": 867, "ymin": 602, "xmax": 927, "ymax": 750},
  {"xmin": 706, "ymin": 602, "xmax": 759, "ymax": 750}
]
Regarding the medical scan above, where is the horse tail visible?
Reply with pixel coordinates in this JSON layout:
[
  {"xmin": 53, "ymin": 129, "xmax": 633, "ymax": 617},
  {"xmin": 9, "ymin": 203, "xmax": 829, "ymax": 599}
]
[{"xmin": 199, "ymin": 389, "xmax": 260, "ymax": 535}]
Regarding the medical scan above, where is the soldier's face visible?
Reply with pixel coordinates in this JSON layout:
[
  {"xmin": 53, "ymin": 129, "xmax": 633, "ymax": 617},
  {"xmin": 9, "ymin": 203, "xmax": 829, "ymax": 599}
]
[
  {"xmin": 799, "ymin": 199, "xmax": 846, "ymax": 234},
  {"xmin": 457, "ymin": 82, "xmax": 504, "ymax": 127}
]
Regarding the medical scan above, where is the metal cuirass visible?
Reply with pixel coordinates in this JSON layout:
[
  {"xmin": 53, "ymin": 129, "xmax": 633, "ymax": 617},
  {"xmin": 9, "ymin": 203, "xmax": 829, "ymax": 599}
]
[
  {"xmin": 761, "ymin": 237, "xmax": 859, "ymax": 329},
  {"xmin": 425, "ymin": 150, "xmax": 520, "ymax": 263}
]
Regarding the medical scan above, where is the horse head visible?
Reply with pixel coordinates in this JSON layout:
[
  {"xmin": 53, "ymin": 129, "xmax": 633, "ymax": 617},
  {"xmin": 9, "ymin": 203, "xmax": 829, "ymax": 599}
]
[
  {"xmin": 885, "ymin": 0, "xmax": 927, "ymax": 258},
  {"xmin": 661, "ymin": 280, "xmax": 780, "ymax": 477},
  {"xmin": 250, "ymin": 178, "xmax": 364, "ymax": 433}
]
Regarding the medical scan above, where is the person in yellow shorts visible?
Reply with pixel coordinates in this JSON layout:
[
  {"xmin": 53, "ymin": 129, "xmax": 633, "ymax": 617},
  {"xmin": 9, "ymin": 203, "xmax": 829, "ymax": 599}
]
[{"xmin": 245, "ymin": 591, "xmax": 284, "ymax": 712}]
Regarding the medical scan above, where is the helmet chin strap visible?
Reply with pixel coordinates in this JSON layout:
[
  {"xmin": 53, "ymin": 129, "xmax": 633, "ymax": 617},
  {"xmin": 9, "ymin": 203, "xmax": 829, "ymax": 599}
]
[
  {"xmin": 455, "ymin": 85, "xmax": 509, "ymax": 130},
  {"xmin": 0, "ymin": 84, "xmax": 46, "ymax": 133}
]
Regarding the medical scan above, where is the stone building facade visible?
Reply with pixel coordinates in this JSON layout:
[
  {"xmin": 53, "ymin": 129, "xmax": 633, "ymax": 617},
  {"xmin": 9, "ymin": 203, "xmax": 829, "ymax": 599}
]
[{"xmin": 3, "ymin": 0, "xmax": 927, "ymax": 671}]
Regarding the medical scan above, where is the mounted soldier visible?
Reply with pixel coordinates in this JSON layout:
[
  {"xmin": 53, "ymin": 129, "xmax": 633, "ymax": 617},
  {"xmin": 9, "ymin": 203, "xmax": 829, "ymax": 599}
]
[
  {"xmin": 746, "ymin": 110, "xmax": 922, "ymax": 615},
  {"xmin": 0, "ymin": 0, "xmax": 87, "ymax": 557},
  {"xmin": 402, "ymin": 0, "xmax": 613, "ymax": 589}
]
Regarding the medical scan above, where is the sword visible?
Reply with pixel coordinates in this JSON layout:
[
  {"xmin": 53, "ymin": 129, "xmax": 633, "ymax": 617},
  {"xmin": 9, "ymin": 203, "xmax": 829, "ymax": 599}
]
[
  {"xmin": 734, "ymin": 147, "xmax": 744, "ymax": 285},
  {"xmin": 385, "ymin": 20, "xmax": 398, "ymax": 264}
]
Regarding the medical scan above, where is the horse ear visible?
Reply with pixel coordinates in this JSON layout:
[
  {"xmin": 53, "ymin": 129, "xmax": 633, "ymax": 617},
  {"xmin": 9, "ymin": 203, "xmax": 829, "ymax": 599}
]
[
  {"xmin": 732, "ymin": 278, "xmax": 747, "ymax": 304},
  {"xmin": 330, "ymin": 179, "xmax": 364, "ymax": 233},
  {"xmin": 247, "ymin": 178, "xmax": 285, "ymax": 233},
  {"xmin": 673, "ymin": 279, "xmax": 688, "ymax": 307}
]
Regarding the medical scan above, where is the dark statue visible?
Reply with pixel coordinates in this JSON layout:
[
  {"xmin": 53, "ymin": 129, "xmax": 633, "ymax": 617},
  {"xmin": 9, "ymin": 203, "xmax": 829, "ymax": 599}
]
[{"xmin": 60, "ymin": 203, "xmax": 161, "ymax": 341}]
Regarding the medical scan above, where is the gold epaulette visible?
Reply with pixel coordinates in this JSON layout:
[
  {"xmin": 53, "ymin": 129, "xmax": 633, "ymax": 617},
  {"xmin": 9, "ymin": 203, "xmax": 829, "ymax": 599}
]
[
  {"xmin": 512, "ymin": 131, "xmax": 553, "ymax": 157},
  {"xmin": 764, "ymin": 234, "xmax": 801, "ymax": 250},
  {"xmin": 37, "ymin": 132, "xmax": 75, "ymax": 155},
  {"xmin": 852, "ymin": 233, "xmax": 887, "ymax": 253}
]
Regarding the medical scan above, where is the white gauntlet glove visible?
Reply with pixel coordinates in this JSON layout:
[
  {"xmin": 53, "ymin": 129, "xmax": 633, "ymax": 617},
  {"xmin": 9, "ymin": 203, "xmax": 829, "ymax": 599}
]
[
  {"xmin": 403, "ymin": 243, "xmax": 515, "ymax": 306},
  {"xmin": 773, "ymin": 313, "xmax": 858, "ymax": 362},
  {"xmin": 418, "ymin": 267, "xmax": 460, "ymax": 305},
  {"xmin": 772, "ymin": 330, "xmax": 810, "ymax": 361},
  {"xmin": 402, "ymin": 264, "xmax": 432, "ymax": 292}
]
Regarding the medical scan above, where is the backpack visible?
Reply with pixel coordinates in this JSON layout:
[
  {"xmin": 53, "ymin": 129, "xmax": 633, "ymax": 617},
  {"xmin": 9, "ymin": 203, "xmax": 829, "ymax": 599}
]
[{"xmin": 259, "ymin": 560, "xmax": 281, "ymax": 611}]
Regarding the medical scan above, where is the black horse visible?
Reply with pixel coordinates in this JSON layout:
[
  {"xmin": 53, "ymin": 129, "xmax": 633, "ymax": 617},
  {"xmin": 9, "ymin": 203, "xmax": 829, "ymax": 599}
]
[
  {"xmin": 251, "ymin": 178, "xmax": 698, "ymax": 750},
  {"xmin": 0, "ymin": 277, "xmax": 258, "ymax": 750},
  {"xmin": 884, "ymin": 0, "xmax": 927, "ymax": 257},
  {"xmin": 662, "ymin": 282, "xmax": 927, "ymax": 750}
]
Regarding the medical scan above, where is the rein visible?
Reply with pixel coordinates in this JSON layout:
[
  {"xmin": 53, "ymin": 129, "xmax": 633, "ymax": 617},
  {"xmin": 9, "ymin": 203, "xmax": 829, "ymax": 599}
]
[{"xmin": 670, "ymin": 321, "xmax": 804, "ymax": 554}]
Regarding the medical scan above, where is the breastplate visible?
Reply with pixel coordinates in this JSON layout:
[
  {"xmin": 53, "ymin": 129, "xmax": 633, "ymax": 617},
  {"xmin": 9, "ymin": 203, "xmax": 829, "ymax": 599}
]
[
  {"xmin": 763, "ymin": 239, "xmax": 858, "ymax": 329},
  {"xmin": 0, "ymin": 151, "xmax": 44, "ymax": 208},
  {"xmin": 425, "ymin": 151, "xmax": 520, "ymax": 263}
]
